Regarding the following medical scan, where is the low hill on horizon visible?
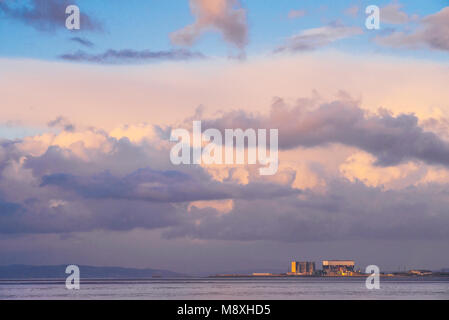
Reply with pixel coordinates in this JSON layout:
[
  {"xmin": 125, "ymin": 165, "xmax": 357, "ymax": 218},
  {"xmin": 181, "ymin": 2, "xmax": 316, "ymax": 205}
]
[{"xmin": 0, "ymin": 264, "xmax": 187, "ymax": 279}]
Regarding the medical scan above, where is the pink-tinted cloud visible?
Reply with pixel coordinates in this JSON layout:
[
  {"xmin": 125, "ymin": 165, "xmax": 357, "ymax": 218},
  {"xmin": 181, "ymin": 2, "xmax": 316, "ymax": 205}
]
[
  {"xmin": 287, "ymin": 9, "xmax": 306, "ymax": 20},
  {"xmin": 344, "ymin": 5, "xmax": 359, "ymax": 17},
  {"xmin": 380, "ymin": 1, "xmax": 411, "ymax": 24},
  {"xmin": 170, "ymin": 0, "xmax": 248, "ymax": 49},
  {"xmin": 2, "ymin": 53, "xmax": 449, "ymax": 133},
  {"xmin": 377, "ymin": 7, "xmax": 449, "ymax": 52}
]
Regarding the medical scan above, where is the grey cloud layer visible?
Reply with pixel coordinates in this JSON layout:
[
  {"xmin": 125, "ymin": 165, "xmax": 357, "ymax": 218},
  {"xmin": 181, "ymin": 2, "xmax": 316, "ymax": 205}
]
[
  {"xmin": 39, "ymin": 168, "xmax": 298, "ymax": 203},
  {"xmin": 165, "ymin": 180, "xmax": 449, "ymax": 242},
  {"xmin": 59, "ymin": 49, "xmax": 206, "ymax": 64}
]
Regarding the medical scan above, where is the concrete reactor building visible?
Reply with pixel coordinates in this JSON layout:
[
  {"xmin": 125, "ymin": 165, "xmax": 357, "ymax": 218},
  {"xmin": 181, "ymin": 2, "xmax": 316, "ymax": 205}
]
[
  {"xmin": 290, "ymin": 261, "xmax": 316, "ymax": 275},
  {"xmin": 322, "ymin": 260, "xmax": 355, "ymax": 276}
]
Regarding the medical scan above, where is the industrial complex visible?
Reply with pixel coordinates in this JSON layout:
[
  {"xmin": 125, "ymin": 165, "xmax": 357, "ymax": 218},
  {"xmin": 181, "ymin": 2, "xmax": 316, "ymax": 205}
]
[
  {"xmin": 215, "ymin": 258, "xmax": 440, "ymax": 278},
  {"xmin": 286, "ymin": 260, "xmax": 359, "ymax": 276}
]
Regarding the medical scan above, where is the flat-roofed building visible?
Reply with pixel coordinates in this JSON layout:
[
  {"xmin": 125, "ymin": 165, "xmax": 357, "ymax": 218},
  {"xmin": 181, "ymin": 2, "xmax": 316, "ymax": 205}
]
[
  {"xmin": 322, "ymin": 260, "xmax": 355, "ymax": 276},
  {"xmin": 290, "ymin": 261, "xmax": 315, "ymax": 275},
  {"xmin": 291, "ymin": 261, "xmax": 298, "ymax": 273}
]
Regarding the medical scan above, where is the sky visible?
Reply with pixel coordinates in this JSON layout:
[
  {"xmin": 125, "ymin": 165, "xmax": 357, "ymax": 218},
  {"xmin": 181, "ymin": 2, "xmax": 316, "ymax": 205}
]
[{"xmin": 1, "ymin": 0, "xmax": 449, "ymax": 274}]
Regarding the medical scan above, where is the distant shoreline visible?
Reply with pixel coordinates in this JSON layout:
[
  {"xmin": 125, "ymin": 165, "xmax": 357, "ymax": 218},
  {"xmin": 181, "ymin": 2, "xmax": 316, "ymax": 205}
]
[
  {"xmin": 1, "ymin": 275, "xmax": 449, "ymax": 285},
  {"xmin": 210, "ymin": 274, "xmax": 449, "ymax": 279}
]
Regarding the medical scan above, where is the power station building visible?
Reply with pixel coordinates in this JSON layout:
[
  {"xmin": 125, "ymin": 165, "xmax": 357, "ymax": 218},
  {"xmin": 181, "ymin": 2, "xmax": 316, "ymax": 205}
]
[
  {"xmin": 322, "ymin": 260, "xmax": 355, "ymax": 276},
  {"xmin": 290, "ymin": 261, "xmax": 315, "ymax": 275}
]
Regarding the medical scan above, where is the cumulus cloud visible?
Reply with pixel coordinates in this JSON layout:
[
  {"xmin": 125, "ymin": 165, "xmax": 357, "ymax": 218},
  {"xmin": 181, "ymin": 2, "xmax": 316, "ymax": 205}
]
[
  {"xmin": 339, "ymin": 151, "xmax": 421, "ymax": 189},
  {"xmin": 59, "ymin": 49, "xmax": 206, "ymax": 64},
  {"xmin": 0, "ymin": 124, "xmax": 298, "ymax": 234},
  {"xmin": 1, "ymin": 95, "xmax": 449, "ymax": 244},
  {"xmin": 275, "ymin": 23, "xmax": 363, "ymax": 52},
  {"xmin": 0, "ymin": 0, "xmax": 102, "ymax": 32},
  {"xmin": 376, "ymin": 7, "xmax": 449, "ymax": 52},
  {"xmin": 170, "ymin": 0, "xmax": 248, "ymax": 49},
  {"xmin": 203, "ymin": 96, "xmax": 449, "ymax": 168},
  {"xmin": 109, "ymin": 124, "xmax": 157, "ymax": 143}
]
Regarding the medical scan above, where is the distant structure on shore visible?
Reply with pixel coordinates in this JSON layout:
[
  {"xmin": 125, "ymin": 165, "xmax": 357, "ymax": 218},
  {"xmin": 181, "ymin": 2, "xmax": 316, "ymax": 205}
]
[
  {"xmin": 286, "ymin": 259, "xmax": 359, "ymax": 276},
  {"xmin": 288, "ymin": 261, "xmax": 315, "ymax": 275},
  {"xmin": 322, "ymin": 260, "xmax": 356, "ymax": 276},
  {"xmin": 214, "ymin": 259, "xmax": 443, "ymax": 277},
  {"xmin": 213, "ymin": 258, "xmax": 445, "ymax": 278},
  {"xmin": 408, "ymin": 269, "xmax": 432, "ymax": 276}
]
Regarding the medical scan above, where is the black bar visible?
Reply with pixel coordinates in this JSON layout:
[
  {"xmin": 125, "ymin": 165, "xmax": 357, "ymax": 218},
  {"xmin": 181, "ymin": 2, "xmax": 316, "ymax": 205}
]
[{"xmin": 1, "ymin": 300, "xmax": 448, "ymax": 319}]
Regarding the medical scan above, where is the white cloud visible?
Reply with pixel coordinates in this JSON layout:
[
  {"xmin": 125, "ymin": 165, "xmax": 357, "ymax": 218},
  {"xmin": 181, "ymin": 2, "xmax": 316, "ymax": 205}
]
[{"xmin": 275, "ymin": 23, "xmax": 363, "ymax": 52}]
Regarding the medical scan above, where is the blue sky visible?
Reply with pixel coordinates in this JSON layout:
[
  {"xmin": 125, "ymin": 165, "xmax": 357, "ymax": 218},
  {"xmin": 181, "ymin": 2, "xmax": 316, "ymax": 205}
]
[{"xmin": 1, "ymin": 0, "xmax": 448, "ymax": 61}]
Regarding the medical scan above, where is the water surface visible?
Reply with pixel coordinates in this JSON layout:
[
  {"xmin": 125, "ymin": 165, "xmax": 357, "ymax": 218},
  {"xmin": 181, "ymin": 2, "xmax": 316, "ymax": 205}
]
[{"xmin": 1, "ymin": 277, "xmax": 448, "ymax": 300}]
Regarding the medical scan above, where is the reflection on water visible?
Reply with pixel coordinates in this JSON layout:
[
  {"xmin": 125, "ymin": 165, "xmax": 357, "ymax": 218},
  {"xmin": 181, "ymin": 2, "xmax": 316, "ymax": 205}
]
[{"xmin": 0, "ymin": 277, "xmax": 448, "ymax": 300}]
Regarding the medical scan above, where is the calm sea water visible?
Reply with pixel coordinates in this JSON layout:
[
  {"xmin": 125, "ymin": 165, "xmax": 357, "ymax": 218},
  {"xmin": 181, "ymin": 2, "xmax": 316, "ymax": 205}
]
[{"xmin": 1, "ymin": 277, "xmax": 448, "ymax": 300}]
